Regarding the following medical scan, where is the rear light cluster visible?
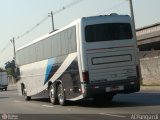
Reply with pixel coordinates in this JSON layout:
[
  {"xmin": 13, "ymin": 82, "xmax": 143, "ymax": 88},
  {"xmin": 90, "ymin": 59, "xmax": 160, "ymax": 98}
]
[
  {"xmin": 82, "ymin": 71, "xmax": 90, "ymax": 84},
  {"xmin": 136, "ymin": 65, "xmax": 141, "ymax": 82}
]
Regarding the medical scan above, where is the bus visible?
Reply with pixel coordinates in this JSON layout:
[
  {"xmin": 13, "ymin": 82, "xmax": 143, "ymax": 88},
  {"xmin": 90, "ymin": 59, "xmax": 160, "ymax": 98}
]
[{"xmin": 16, "ymin": 14, "xmax": 140, "ymax": 106}]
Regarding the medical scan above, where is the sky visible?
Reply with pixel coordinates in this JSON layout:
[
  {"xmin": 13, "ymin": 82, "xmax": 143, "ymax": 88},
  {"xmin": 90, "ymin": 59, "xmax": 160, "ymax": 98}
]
[{"xmin": 0, "ymin": 0, "xmax": 160, "ymax": 67}]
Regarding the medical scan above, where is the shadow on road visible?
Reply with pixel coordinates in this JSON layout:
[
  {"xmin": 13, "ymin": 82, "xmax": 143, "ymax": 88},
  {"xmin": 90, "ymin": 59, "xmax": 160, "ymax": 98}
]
[
  {"xmin": 0, "ymin": 97, "xmax": 9, "ymax": 99},
  {"xmin": 31, "ymin": 98, "xmax": 50, "ymax": 103},
  {"xmin": 29, "ymin": 92, "xmax": 160, "ymax": 108},
  {"xmin": 0, "ymin": 89, "xmax": 16, "ymax": 92}
]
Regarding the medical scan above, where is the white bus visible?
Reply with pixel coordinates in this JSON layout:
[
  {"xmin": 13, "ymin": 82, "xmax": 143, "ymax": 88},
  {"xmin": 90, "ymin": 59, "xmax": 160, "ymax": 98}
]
[{"xmin": 16, "ymin": 14, "xmax": 140, "ymax": 106}]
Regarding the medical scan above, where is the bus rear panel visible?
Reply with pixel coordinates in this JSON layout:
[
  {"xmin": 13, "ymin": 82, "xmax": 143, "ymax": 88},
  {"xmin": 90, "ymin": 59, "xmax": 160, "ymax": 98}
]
[{"xmin": 79, "ymin": 15, "xmax": 140, "ymax": 98}]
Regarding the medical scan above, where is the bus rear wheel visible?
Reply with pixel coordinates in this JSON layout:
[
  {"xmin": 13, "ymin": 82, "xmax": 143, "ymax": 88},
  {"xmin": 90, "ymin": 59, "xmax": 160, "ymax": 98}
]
[
  {"xmin": 49, "ymin": 84, "xmax": 58, "ymax": 105},
  {"xmin": 57, "ymin": 84, "xmax": 66, "ymax": 106}
]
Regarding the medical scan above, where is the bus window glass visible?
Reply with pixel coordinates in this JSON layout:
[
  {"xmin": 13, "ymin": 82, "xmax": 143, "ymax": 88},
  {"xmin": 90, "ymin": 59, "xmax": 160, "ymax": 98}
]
[
  {"xmin": 29, "ymin": 44, "xmax": 36, "ymax": 63},
  {"xmin": 68, "ymin": 26, "xmax": 76, "ymax": 53},
  {"xmin": 19, "ymin": 49, "xmax": 25, "ymax": 65},
  {"xmin": 61, "ymin": 31, "xmax": 69, "ymax": 55},
  {"xmin": 36, "ymin": 41, "xmax": 43, "ymax": 61},
  {"xmin": 24, "ymin": 47, "xmax": 29, "ymax": 64},
  {"xmin": 85, "ymin": 23, "xmax": 133, "ymax": 42},
  {"xmin": 43, "ymin": 37, "xmax": 52, "ymax": 59},
  {"xmin": 16, "ymin": 51, "xmax": 20, "ymax": 65},
  {"xmin": 51, "ymin": 34, "xmax": 61, "ymax": 57}
]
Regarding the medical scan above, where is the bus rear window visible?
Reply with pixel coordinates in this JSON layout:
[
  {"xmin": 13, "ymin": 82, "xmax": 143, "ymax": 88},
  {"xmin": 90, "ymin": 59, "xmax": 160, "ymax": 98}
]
[{"xmin": 85, "ymin": 23, "xmax": 133, "ymax": 42}]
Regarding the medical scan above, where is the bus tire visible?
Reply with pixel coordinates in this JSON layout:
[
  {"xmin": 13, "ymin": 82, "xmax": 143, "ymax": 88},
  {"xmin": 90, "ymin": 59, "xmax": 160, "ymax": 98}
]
[
  {"xmin": 22, "ymin": 86, "xmax": 31, "ymax": 101},
  {"xmin": 49, "ymin": 84, "xmax": 58, "ymax": 105},
  {"xmin": 57, "ymin": 84, "xmax": 66, "ymax": 106}
]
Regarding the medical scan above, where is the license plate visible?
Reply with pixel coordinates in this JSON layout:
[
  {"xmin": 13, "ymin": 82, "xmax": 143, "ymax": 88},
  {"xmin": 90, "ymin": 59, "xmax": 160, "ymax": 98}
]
[{"xmin": 106, "ymin": 85, "xmax": 124, "ymax": 92}]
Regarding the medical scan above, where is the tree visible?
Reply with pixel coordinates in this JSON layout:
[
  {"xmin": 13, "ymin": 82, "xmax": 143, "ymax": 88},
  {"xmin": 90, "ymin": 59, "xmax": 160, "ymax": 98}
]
[{"xmin": 5, "ymin": 60, "xmax": 15, "ymax": 77}]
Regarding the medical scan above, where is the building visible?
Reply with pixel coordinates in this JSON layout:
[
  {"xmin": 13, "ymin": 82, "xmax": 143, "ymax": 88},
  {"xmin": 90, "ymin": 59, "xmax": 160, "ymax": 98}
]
[
  {"xmin": 136, "ymin": 22, "xmax": 160, "ymax": 85},
  {"xmin": 136, "ymin": 22, "xmax": 160, "ymax": 51}
]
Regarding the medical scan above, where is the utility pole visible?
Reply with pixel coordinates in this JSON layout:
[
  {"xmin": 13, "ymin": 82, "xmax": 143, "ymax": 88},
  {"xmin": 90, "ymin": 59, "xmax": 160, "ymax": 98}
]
[
  {"xmin": 50, "ymin": 11, "xmax": 54, "ymax": 31},
  {"xmin": 11, "ymin": 37, "xmax": 16, "ymax": 60},
  {"xmin": 129, "ymin": 0, "xmax": 137, "ymax": 39},
  {"xmin": 129, "ymin": 0, "xmax": 142, "ymax": 84}
]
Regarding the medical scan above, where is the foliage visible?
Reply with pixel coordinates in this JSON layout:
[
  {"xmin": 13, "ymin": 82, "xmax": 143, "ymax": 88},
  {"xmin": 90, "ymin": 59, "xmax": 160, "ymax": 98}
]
[{"xmin": 5, "ymin": 60, "xmax": 15, "ymax": 77}]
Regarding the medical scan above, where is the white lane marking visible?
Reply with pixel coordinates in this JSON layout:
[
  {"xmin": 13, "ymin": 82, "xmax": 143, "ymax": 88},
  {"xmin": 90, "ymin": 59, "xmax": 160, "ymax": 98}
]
[
  {"xmin": 99, "ymin": 113, "xmax": 126, "ymax": 118},
  {"xmin": 14, "ymin": 100, "xmax": 22, "ymax": 103},
  {"xmin": 42, "ymin": 105, "xmax": 54, "ymax": 108}
]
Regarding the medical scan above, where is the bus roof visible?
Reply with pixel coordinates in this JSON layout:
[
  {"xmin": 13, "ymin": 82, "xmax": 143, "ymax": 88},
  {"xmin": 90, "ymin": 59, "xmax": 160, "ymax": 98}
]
[
  {"xmin": 16, "ymin": 14, "xmax": 131, "ymax": 51},
  {"xmin": 16, "ymin": 18, "xmax": 80, "ymax": 51}
]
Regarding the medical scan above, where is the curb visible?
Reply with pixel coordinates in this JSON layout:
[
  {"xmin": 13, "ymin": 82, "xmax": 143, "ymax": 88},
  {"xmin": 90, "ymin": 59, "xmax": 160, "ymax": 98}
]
[{"xmin": 140, "ymin": 86, "xmax": 160, "ymax": 91}]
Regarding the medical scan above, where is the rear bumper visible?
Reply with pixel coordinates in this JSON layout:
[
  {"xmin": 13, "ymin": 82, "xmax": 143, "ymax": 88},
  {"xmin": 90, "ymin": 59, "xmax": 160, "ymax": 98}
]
[
  {"xmin": 0, "ymin": 84, "xmax": 8, "ymax": 89},
  {"xmin": 83, "ymin": 80, "xmax": 140, "ymax": 98}
]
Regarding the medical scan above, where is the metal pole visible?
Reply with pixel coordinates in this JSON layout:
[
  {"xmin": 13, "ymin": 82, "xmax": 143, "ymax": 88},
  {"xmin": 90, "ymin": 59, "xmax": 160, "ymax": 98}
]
[
  {"xmin": 50, "ymin": 11, "xmax": 54, "ymax": 31},
  {"xmin": 11, "ymin": 37, "xmax": 16, "ymax": 60},
  {"xmin": 129, "ymin": 0, "xmax": 143, "ymax": 84},
  {"xmin": 129, "ymin": 0, "xmax": 137, "ymax": 39}
]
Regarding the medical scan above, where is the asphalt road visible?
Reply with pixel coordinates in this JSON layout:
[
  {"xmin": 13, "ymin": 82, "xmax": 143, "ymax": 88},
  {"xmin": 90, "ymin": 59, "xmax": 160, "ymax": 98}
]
[{"xmin": 0, "ymin": 85, "xmax": 160, "ymax": 120}]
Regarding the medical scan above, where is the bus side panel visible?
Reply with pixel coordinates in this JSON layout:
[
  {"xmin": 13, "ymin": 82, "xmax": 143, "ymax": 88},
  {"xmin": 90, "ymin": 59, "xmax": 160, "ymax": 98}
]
[
  {"xmin": 59, "ymin": 58, "xmax": 82, "ymax": 100},
  {"xmin": 18, "ymin": 60, "xmax": 48, "ymax": 96},
  {"xmin": 43, "ymin": 53, "xmax": 83, "ymax": 100}
]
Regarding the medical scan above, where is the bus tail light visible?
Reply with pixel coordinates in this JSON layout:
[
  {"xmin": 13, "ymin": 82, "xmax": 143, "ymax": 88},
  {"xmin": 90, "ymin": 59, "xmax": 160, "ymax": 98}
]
[
  {"xmin": 82, "ymin": 71, "xmax": 90, "ymax": 84},
  {"xmin": 136, "ymin": 65, "xmax": 140, "ymax": 82}
]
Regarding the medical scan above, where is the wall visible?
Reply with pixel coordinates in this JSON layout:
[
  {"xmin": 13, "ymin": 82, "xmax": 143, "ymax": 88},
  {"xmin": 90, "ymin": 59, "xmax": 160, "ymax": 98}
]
[{"xmin": 140, "ymin": 50, "xmax": 160, "ymax": 85}]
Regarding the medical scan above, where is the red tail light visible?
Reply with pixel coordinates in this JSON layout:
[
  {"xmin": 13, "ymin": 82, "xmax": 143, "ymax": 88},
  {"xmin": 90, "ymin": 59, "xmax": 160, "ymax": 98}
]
[{"xmin": 82, "ymin": 71, "xmax": 89, "ymax": 84}]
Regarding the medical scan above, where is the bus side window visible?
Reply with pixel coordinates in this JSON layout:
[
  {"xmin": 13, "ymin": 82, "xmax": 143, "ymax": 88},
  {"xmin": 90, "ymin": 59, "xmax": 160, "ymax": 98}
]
[
  {"xmin": 51, "ymin": 34, "xmax": 61, "ymax": 57},
  {"xmin": 68, "ymin": 26, "xmax": 76, "ymax": 53},
  {"xmin": 24, "ymin": 47, "xmax": 29, "ymax": 64},
  {"xmin": 36, "ymin": 41, "xmax": 43, "ymax": 61},
  {"xmin": 61, "ymin": 31, "xmax": 69, "ymax": 55},
  {"xmin": 43, "ymin": 37, "xmax": 52, "ymax": 59},
  {"xmin": 29, "ymin": 44, "xmax": 36, "ymax": 63}
]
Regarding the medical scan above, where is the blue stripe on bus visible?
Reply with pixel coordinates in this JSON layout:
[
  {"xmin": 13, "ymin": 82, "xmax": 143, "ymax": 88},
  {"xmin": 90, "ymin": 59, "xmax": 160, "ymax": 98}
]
[{"xmin": 44, "ymin": 58, "xmax": 56, "ymax": 85}]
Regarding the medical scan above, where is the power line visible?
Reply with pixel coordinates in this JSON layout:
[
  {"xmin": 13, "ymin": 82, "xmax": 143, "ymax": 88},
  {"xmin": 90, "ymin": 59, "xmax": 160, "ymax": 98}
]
[
  {"xmin": 52, "ymin": 0, "xmax": 83, "ymax": 15},
  {"xmin": 14, "ymin": 0, "xmax": 83, "ymax": 41},
  {"xmin": 96, "ymin": 0, "xmax": 128, "ymax": 15},
  {"xmin": 0, "ymin": 41, "xmax": 11, "ymax": 55},
  {"xmin": 48, "ymin": 0, "xmax": 83, "ymax": 31},
  {"xmin": 15, "ymin": 15, "xmax": 49, "ymax": 41},
  {"xmin": 0, "ymin": 0, "xmax": 130, "ymax": 65},
  {"xmin": 0, "ymin": 0, "xmax": 83, "ymax": 57}
]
